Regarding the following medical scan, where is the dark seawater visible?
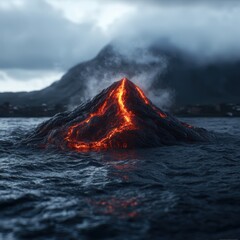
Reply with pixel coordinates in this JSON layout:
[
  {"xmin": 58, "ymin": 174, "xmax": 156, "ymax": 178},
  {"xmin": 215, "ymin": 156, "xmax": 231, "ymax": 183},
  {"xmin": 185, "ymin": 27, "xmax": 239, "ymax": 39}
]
[{"xmin": 0, "ymin": 117, "xmax": 240, "ymax": 240}]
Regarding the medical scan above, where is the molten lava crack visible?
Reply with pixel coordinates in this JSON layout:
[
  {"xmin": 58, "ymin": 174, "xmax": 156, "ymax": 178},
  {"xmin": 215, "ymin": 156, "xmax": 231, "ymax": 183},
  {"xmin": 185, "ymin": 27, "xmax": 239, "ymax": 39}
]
[
  {"xmin": 65, "ymin": 78, "xmax": 140, "ymax": 150},
  {"xmin": 26, "ymin": 77, "xmax": 212, "ymax": 151},
  {"xmin": 135, "ymin": 85, "xmax": 167, "ymax": 118}
]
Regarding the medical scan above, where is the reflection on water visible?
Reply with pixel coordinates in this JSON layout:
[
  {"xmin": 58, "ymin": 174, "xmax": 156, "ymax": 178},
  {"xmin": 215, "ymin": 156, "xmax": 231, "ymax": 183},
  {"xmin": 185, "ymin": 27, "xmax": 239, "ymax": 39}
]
[{"xmin": 90, "ymin": 197, "xmax": 139, "ymax": 218}]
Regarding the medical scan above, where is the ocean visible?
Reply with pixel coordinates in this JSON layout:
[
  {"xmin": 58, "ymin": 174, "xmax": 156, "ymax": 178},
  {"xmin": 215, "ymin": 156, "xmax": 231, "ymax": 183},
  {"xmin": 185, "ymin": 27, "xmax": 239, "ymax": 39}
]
[{"xmin": 0, "ymin": 117, "xmax": 240, "ymax": 240}]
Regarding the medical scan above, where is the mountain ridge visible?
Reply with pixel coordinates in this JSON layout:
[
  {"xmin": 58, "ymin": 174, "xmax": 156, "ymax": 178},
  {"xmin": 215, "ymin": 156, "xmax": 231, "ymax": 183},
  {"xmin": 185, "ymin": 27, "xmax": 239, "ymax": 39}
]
[{"xmin": 1, "ymin": 44, "xmax": 240, "ymax": 107}]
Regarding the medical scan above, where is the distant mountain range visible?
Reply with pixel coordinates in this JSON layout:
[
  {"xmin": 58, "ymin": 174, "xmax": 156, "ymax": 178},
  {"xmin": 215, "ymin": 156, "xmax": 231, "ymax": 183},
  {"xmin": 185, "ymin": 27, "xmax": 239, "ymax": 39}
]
[{"xmin": 1, "ymin": 44, "xmax": 240, "ymax": 108}]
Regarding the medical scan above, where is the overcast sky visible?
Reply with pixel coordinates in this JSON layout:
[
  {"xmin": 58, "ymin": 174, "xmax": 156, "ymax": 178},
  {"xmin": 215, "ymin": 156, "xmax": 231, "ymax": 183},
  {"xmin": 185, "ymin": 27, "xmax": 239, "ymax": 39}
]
[{"xmin": 1, "ymin": 0, "xmax": 240, "ymax": 92}]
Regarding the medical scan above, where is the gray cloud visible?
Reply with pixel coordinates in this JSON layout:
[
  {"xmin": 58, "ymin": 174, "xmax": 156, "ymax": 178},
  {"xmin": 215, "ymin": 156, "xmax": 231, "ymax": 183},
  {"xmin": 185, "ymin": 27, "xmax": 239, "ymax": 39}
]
[
  {"xmin": 1, "ymin": 0, "xmax": 240, "ymax": 71},
  {"xmin": 0, "ymin": 0, "xmax": 107, "ymax": 70},
  {"xmin": 1, "ymin": 0, "xmax": 240, "ymax": 92},
  {"xmin": 106, "ymin": 0, "xmax": 240, "ymax": 7}
]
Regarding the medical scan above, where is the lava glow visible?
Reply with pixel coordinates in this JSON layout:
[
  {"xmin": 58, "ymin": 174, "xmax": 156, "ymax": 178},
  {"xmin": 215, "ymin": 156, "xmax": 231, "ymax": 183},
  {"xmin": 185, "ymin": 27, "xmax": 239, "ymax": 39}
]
[
  {"xmin": 135, "ymin": 85, "xmax": 167, "ymax": 118},
  {"xmin": 34, "ymin": 77, "xmax": 208, "ymax": 152},
  {"xmin": 65, "ymin": 78, "xmax": 140, "ymax": 151},
  {"xmin": 92, "ymin": 197, "xmax": 138, "ymax": 218},
  {"xmin": 63, "ymin": 78, "xmax": 169, "ymax": 151}
]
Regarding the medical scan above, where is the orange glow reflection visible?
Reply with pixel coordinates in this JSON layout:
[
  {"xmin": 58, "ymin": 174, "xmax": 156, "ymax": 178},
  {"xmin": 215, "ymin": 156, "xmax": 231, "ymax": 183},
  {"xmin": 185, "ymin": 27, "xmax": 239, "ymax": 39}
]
[{"xmin": 91, "ymin": 197, "xmax": 139, "ymax": 219}]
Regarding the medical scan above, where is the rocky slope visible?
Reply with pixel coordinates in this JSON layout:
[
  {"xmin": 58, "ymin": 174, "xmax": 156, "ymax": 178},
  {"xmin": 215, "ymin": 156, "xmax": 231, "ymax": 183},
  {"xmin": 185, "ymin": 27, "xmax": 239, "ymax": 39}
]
[{"xmin": 23, "ymin": 78, "xmax": 213, "ymax": 151}]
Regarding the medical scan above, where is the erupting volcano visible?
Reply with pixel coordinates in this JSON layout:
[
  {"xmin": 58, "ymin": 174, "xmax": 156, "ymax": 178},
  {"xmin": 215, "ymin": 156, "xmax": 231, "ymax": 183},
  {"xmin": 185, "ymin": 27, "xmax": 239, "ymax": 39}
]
[{"xmin": 25, "ymin": 78, "xmax": 213, "ymax": 151}]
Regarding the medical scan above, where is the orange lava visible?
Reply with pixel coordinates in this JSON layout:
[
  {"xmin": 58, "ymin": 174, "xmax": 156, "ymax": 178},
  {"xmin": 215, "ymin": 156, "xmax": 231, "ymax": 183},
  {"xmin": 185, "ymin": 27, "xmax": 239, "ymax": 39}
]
[
  {"xmin": 182, "ymin": 122, "xmax": 193, "ymax": 129},
  {"xmin": 64, "ymin": 78, "xmax": 168, "ymax": 151},
  {"xmin": 135, "ymin": 85, "xmax": 167, "ymax": 118},
  {"xmin": 65, "ymin": 78, "xmax": 136, "ymax": 151}
]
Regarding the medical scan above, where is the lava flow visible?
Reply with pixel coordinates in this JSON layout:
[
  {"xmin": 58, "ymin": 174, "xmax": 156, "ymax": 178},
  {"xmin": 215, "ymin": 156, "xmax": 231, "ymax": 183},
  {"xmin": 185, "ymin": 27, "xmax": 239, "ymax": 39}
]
[
  {"xmin": 25, "ymin": 77, "xmax": 213, "ymax": 151},
  {"xmin": 65, "ymin": 78, "xmax": 137, "ymax": 150}
]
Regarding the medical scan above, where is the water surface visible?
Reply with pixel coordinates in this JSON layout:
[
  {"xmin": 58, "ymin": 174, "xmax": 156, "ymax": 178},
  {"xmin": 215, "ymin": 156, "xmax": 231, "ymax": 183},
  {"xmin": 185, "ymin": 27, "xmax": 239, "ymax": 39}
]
[{"xmin": 0, "ymin": 118, "xmax": 240, "ymax": 240}]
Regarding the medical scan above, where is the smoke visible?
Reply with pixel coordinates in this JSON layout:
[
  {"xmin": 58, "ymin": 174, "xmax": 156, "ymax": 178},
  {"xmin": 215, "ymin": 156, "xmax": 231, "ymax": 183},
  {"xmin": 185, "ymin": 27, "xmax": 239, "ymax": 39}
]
[
  {"xmin": 82, "ymin": 72, "xmax": 125, "ymax": 101},
  {"xmin": 1, "ymin": 0, "xmax": 240, "ymax": 94},
  {"xmin": 55, "ymin": 0, "xmax": 240, "ymax": 110},
  {"xmin": 78, "ymin": 1, "xmax": 240, "ymax": 109},
  {"xmin": 79, "ymin": 45, "xmax": 173, "ymax": 110},
  {"xmin": 131, "ymin": 71, "xmax": 174, "ymax": 110}
]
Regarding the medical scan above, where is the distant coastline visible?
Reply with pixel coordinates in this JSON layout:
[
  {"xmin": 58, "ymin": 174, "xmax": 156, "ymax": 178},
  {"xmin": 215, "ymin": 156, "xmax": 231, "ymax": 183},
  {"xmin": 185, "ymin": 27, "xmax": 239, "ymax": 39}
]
[{"xmin": 1, "ymin": 102, "xmax": 239, "ymax": 118}]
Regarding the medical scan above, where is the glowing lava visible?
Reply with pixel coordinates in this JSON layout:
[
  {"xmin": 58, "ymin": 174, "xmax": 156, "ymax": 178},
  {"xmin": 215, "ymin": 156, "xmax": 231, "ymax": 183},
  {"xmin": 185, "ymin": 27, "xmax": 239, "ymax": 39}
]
[
  {"xmin": 135, "ymin": 85, "xmax": 167, "ymax": 118},
  {"xmin": 26, "ymin": 77, "xmax": 212, "ymax": 151},
  {"xmin": 65, "ymin": 78, "xmax": 139, "ymax": 151}
]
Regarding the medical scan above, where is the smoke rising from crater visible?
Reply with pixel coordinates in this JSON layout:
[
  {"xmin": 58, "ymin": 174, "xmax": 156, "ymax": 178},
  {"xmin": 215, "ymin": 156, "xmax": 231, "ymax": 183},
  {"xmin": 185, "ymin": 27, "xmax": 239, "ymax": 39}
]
[
  {"xmin": 77, "ymin": 0, "xmax": 240, "ymax": 109},
  {"xmin": 79, "ymin": 46, "xmax": 172, "ymax": 110}
]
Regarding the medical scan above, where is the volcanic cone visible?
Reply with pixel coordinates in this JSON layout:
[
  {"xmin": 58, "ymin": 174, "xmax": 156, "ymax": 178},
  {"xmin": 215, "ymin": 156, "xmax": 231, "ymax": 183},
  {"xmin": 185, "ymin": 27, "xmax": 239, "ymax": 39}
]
[{"xmin": 24, "ymin": 78, "xmax": 213, "ymax": 151}]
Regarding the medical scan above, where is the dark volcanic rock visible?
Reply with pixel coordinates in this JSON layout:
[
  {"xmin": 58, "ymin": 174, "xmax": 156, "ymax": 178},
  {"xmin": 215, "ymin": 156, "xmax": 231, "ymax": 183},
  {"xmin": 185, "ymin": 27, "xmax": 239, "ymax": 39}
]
[{"xmin": 24, "ymin": 78, "xmax": 213, "ymax": 151}]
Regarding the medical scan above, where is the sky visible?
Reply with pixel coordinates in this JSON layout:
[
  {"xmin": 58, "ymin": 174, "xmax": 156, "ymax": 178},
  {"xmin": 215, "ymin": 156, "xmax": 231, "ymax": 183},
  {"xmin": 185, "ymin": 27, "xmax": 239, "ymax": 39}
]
[{"xmin": 1, "ymin": 0, "xmax": 240, "ymax": 92}]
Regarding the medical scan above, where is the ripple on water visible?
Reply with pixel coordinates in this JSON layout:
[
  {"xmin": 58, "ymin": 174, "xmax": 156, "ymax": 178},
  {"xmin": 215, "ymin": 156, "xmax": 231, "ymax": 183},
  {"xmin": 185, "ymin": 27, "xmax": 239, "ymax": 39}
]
[{"xmin": 0, "ymin": 117, "xmax": 240, "ymax": 239}]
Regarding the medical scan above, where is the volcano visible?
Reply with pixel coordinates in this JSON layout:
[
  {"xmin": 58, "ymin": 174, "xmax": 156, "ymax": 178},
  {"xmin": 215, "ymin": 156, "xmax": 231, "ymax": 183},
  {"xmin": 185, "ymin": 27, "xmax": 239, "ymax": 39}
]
[{"xmin": 24, "ymin": 78, "xmax": 213, "ymax": 151}]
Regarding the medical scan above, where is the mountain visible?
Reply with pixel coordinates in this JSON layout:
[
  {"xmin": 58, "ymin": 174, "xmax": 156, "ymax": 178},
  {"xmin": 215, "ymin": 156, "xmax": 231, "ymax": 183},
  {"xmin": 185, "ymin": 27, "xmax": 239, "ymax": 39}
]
[
  {"xmin": 23, "ymin": 78, "xmax": 212, "ymax": 151},
  {"xmin": 1, "ymin": 44, "xmax": 240, "ymax": 107},
  {"xmin": 0, "ymin": 45, "xmax": 159, "ymax": 107}
]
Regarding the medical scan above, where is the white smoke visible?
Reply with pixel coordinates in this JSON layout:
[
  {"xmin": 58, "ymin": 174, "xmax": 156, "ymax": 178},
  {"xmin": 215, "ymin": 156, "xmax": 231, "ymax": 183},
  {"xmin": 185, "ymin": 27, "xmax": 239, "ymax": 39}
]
[
  {"xmin": 80, "ymin": 45, "xmax": 173, "ymax": 110},
  {"xmin": 132, "ymin": 70, "xmax": 174, "ymax": 110}
]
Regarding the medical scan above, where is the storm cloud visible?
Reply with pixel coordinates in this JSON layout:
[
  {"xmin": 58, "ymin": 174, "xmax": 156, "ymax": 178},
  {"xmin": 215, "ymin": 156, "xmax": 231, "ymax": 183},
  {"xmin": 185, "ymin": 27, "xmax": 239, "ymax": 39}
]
[
  {"xmin": 108, "ymin": 0, "xmax": 240, "ymax": 62},
  {"xmin": 0, "ymin": 0, "xmax": 107, "ymax": 70},
  {"xmin": 1, "ymin": 0, "xmax": 240, "ymax": 91}
]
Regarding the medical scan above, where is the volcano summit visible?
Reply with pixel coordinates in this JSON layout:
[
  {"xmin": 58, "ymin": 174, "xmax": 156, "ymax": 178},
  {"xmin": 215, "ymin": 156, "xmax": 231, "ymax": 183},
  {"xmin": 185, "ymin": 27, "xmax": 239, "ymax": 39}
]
[{"xmin": 25, "ymin": 78, "xmax": 212, "ymax": 151}]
